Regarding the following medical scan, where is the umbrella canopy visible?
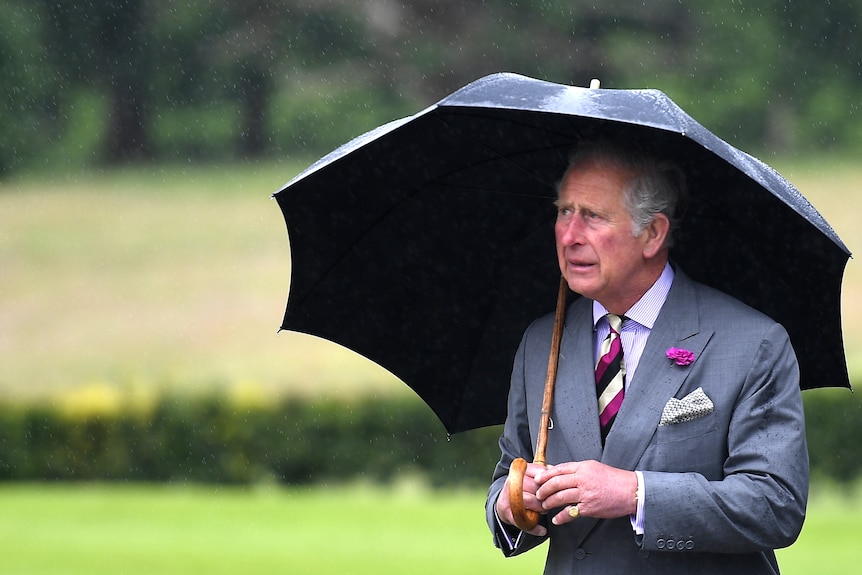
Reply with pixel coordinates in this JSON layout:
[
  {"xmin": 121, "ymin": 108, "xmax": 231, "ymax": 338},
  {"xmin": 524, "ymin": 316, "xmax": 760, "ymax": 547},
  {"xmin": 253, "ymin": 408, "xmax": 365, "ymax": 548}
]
[{"xmin": 274, "ymin": 72, "xmax": 851, "ymax": 434}]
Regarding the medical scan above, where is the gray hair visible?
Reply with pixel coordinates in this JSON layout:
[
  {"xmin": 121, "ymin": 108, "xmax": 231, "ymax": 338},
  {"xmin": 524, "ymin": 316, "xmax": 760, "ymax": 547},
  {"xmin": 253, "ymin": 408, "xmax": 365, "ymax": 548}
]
[{"xmin": 558, "ymin": 139, "xmax": 688, "ymax": 248}]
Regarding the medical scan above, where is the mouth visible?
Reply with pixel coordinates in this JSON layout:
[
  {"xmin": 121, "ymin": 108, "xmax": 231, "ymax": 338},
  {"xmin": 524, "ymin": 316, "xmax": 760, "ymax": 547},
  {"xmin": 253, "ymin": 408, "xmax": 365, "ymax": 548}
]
[{"xmin": 565, "ymin": 258, "xmax": 596, "ymax": 273}]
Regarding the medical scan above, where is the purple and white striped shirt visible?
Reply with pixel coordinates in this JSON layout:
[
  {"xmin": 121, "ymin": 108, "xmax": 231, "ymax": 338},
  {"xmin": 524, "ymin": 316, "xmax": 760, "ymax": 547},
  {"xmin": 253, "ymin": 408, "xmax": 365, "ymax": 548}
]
[
  {"xmin": 592, "ymin": 262, "xmax": 675, "ymax": 384},
  {"xmin": 593, "ymin": 262, "xmax": 675, "ymax": 537}
]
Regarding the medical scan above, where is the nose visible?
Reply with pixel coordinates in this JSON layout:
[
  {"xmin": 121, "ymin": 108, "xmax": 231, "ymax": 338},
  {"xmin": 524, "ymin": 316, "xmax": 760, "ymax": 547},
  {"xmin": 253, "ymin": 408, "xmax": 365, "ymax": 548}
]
[{"xmin": 556, "ymin": 216, "xmax": 584, "ymax": 246}]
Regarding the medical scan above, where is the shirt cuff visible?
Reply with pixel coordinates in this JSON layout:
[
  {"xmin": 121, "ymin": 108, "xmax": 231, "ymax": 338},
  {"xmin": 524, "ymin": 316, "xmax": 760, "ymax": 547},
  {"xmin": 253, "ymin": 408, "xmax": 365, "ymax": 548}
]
[
  {"xmin": 630, "ymin": 470, "xmax": 645, "ymax": 536},
  {"xmin": 494, "ymin": 504, "xmax": 524, "ymax": 552}
]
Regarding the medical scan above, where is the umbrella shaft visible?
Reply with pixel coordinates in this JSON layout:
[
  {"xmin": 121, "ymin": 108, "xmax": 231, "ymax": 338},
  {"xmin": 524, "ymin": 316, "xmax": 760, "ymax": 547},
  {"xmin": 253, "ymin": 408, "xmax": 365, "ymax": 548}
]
[{"xmin": 534, "ymin": 277, "xmax": 567, "ymax": 464}]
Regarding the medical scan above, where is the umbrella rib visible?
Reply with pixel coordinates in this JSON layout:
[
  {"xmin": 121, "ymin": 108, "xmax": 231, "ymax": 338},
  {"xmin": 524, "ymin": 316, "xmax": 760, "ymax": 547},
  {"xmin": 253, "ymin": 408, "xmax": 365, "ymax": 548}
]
[
  {"xmin": 433, "ymin": 112, "xmax": 573, "ymax": 190},
  {"xmin": 438, "ymin": 182, "xmax": 556, "ymax": 199}
]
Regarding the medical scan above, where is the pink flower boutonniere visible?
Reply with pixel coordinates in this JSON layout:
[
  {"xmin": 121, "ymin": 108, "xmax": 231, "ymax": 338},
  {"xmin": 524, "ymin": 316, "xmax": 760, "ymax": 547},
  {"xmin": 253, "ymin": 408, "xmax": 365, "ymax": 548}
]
[{"xmin": 666, "ymin": 347, "xmax": 696, "ymax": 366}]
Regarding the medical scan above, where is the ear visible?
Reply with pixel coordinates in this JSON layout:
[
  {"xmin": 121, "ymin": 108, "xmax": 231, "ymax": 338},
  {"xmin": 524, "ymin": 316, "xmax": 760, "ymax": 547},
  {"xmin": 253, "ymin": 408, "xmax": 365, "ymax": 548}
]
[{"xmin": 642, "ymin": 213, "xmax": 670, "ymax": 259}]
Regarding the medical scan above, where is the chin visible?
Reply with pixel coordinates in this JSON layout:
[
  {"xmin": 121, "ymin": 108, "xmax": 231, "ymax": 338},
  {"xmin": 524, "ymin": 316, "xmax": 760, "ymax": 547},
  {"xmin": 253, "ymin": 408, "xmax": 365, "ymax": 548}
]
[{"xmin": 563, "ymin": 277, "xmax": 594, "ymax": 299}]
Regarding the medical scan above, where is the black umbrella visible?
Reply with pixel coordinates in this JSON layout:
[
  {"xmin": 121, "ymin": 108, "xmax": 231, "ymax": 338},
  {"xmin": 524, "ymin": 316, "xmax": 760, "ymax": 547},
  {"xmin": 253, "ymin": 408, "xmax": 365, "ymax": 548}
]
[{"xmin": 273, "ymin": 72, "xmax": 851, "ymax": 434}]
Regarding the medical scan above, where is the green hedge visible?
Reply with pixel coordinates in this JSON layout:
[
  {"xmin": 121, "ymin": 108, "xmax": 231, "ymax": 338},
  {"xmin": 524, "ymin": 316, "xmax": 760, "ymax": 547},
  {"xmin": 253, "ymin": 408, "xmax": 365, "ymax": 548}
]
[
  {"xmin": 0, "ymin": 394, "xmax": 503, "ymax": 487},
  {"xmin": 0, "ymin": 389, "xmax": 858, "ymax": 486},
  {"xmin": 802, "ymin": 388, "xmax": 861, "ymax": 483}
]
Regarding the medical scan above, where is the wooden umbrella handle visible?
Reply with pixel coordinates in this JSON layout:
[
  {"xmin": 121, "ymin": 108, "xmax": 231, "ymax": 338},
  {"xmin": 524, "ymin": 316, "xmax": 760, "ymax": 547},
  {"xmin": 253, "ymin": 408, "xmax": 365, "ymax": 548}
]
[
  {"xmin": 508, "ymin": 276, "xmax": 567, "ymax": 532},
  {"xmin": 507, "ymin": 457, "xmax": 539, "ymax": 530}
]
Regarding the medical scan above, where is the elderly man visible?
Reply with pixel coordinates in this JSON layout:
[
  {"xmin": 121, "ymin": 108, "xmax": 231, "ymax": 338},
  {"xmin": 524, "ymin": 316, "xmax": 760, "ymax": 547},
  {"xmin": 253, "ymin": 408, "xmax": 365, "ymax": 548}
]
[{"xmin": 486, "ymin": 140, "xmax": 808, "ymax": 574}]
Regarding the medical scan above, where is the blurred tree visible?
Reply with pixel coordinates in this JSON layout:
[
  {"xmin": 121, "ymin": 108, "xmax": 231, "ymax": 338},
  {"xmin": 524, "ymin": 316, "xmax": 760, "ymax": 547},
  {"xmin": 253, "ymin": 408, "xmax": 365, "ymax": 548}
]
[
  {"xmin": 41, "ymin": 0, "xmax": 154, "ymax": 162},
  {"xmin": 219, "ymin": 0, "xmax": 372, "ymax": 157},
  {"xmin": 99, "ymin": 0, "xmax": 153, "ymax": 161},
  {"xmin": 775, "ymin": 0, "xmax": 862, "ymax": 150},
  {"xmin": 0, "ymin": 2, "xmax": 55, "ymax": 173},
  {"xmin": 1, "ymin": 0, "xmax": 860, "ymax": 174}
]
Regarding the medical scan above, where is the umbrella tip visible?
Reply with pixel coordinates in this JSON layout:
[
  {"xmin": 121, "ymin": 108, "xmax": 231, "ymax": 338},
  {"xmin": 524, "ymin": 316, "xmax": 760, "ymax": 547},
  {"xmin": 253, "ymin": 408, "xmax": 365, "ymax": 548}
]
[{"xmin": 590, "ymin": 78, "xmax": 601, "ymax": 89}]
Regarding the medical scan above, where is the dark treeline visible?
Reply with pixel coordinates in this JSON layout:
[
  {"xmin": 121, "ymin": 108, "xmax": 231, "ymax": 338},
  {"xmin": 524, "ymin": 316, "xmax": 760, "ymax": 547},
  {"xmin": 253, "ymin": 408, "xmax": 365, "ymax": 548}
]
[{"xmin": 2, "ymin": 0, "xmax": 861, "ymax": 175}]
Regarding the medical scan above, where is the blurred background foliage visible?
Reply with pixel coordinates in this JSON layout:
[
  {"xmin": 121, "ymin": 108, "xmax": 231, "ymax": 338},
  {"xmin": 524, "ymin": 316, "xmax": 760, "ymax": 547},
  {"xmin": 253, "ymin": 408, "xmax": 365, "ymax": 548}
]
[{"xmin": 2, "ymin": 0, "xmax": 861, "ymax": 176}]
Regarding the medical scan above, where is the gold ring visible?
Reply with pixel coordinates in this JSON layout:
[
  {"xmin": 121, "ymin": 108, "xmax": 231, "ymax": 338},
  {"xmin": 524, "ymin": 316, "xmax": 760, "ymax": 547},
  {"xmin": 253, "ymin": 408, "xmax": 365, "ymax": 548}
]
[{"xmin": 567, "ymin": 505, "xmax": 580, "ymax": 519}]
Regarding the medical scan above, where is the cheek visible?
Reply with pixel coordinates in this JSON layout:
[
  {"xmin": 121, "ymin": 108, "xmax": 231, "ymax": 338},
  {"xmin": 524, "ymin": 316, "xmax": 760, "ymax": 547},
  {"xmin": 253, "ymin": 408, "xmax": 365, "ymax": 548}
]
[
  {"xmin": 600, "ymin": 233, "xmax": 638, "ymax": 256},
  {"xmin": 592, "ymin": 235, "xmax": 619, "ymax": 257},
  {"xmin": 602, "ymin": 241, "xmax": 643, "ymax": 277}
]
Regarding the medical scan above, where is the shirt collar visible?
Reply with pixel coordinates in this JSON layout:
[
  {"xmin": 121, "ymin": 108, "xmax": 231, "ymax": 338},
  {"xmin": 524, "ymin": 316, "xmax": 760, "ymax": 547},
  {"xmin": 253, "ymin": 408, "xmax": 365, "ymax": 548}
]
[{"xmin": 593, "ymin": 262, "xmax": 675, "ymax": 329}]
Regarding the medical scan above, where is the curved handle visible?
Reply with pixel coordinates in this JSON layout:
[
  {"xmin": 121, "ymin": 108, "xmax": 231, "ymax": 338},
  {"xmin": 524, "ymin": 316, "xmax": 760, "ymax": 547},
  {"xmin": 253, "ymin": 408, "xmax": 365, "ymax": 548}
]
[{"xmin": 507, "ymin": 457, "xmax": 540, "ymax": 531}]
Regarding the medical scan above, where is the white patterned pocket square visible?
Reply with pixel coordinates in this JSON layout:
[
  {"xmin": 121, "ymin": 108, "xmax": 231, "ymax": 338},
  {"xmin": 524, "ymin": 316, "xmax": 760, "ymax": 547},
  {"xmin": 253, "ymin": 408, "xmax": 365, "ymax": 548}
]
[{"xmin": 660, "ymin": 387, "xmax": 714, "ymax": 426}]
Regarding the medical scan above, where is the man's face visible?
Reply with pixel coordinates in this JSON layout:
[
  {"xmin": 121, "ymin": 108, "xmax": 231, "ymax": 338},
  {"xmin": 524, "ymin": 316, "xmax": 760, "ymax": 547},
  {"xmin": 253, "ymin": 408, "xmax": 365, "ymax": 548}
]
[{"xmin": 554, "ymin": 160, "xmax": 660, "ymax": 314}]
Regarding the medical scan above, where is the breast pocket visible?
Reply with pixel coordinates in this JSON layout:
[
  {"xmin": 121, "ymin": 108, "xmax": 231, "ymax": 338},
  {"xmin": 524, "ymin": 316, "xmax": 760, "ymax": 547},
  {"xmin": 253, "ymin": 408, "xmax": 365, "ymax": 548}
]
[
  {"xmin": 644, "ymin": 412, "xmax": 723, "ymax": 477},
  {"xmin": 654, "ymin": 411, "xmax": 717, "ymax": 444}
]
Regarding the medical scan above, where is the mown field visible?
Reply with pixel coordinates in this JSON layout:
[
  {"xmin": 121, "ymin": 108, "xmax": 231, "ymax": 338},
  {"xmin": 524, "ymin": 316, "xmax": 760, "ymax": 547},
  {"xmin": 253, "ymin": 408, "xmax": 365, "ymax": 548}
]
[{"xmin": 0, "ymin": 161, "xmax": 406, "ymax": 404}]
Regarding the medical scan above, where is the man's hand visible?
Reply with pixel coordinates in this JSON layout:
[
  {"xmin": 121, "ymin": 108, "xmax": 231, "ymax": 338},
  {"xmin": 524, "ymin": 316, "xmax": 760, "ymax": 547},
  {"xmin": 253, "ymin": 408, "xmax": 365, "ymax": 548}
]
[
  {"xmin": 534, "ymin": 460, "xmax": 638, "ymax": 526},
  {"xmin": 496, "ymin": 462, "xmax": 549, "ymax": 537}
]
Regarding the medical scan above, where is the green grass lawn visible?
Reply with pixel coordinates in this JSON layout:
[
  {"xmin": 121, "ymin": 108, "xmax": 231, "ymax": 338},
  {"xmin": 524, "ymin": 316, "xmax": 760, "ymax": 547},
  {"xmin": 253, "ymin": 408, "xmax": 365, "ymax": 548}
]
[
  {"xmin": 776, "ymin": 486, "xmax": 861, "ymax": 573},
  {"xmin": 0, "ymin": 483, "xmax": 544, "ymax": 575},
  {"xmin": 0, "ymin": 482, "xmax": 856, "ymax": 575}
]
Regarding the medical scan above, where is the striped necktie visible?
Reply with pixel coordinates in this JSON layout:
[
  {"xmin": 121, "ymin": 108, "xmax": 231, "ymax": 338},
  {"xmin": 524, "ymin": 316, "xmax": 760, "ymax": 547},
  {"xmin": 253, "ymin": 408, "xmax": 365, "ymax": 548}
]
[{"xmin": 596, "ymin": 314, "xmax": 625, "ymax": 443}]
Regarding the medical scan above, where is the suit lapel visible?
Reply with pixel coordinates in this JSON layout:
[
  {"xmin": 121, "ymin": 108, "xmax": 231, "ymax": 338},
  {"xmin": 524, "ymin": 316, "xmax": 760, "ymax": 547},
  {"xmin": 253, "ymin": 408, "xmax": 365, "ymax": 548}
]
[
  {"xmin": 546, "ymin": 298, "xmax": 606, "ymax": 545},
  {"xmin": 549, "ymin": 298, "xmax": 604, "ymax": 464},
  {"xmin": 602, "ymin": 271, "xmax": 713, "ymax": 470}
]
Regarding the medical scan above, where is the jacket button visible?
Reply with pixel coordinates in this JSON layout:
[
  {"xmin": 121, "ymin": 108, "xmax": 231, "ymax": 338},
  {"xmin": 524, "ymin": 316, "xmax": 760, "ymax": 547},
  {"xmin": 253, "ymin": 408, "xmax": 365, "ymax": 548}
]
[
  {"xmin": 685, "ymin": 540, "xmax": 694, "ymax": 550},
  {"xmin": 666, "ymin": 539, "xmax": 675, "ymax": 550},
  {"xmin": 575, "ymin": 548, "xmax": 587, "ymax": 560},
  {"xmin": 656, "ymin": 539, "xmax": 665, "ymax": 549},
  {"xmin": 675, "ymin": 540, "xmax": 686, "ymax": 550}
]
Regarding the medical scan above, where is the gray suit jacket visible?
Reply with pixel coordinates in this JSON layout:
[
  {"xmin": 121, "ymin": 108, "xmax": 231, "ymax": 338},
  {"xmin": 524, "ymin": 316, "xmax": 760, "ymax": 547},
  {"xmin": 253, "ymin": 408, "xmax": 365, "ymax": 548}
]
[{"xmin": 486, "ymin": 269, "xmax": 808, "ymax": 574}]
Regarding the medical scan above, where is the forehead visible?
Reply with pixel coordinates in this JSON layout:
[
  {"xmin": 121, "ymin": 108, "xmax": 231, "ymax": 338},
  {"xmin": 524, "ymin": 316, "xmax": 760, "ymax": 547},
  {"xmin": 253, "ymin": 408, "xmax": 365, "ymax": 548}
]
[{"xmin": 557, "ymin": 160, "xmax": 633, "ymax": 206}]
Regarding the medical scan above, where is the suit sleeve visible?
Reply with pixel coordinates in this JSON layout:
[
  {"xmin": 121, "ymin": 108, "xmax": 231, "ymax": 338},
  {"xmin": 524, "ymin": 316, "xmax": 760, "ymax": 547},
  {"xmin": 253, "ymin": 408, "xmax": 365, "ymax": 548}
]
[
  {"xmin": 485, "ymin": 319, "xmax": 550, "ymax": 557},
  {"xmin": 640, "ymin": 322, "xmax": 808, "ymax": 553}
]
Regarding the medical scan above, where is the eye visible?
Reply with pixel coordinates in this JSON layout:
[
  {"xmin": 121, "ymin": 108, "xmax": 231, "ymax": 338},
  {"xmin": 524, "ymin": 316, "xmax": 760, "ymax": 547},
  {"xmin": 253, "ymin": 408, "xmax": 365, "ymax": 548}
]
[{"xmin": 583, "ymin": 209, "xmax": 605, "ymax": 222}]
